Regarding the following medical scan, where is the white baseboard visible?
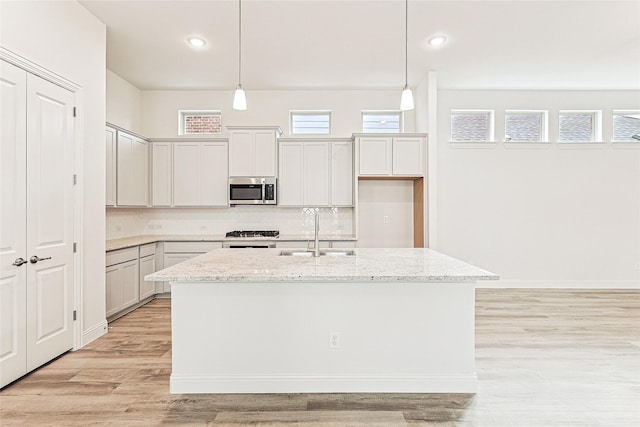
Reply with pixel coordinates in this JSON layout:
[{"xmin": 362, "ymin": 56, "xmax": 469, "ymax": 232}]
[
  {"xmin": 170, "ymin": 374, "xmax": 478, "ymax": 394},
  {"xmin": 477, "ymin": 280, "xmax": 640, "ymax": 289},
  {"xmin": 81, "ymin": 320, "xmax": 108, "ymax": 347}
]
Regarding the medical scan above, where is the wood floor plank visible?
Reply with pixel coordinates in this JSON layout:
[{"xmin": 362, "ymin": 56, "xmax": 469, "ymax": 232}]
[{"xmin": 1, "ymin": 290, "xmax": 638, "ymax": 426}]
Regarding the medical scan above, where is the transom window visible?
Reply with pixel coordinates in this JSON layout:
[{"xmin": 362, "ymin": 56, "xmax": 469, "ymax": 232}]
[
  {"xmin": 362, "ymin": 111, "xmax": 402, "ymax": 133},
  {"xmin": 290, "ymin": 111, "xmax": 331, "ymax": 135},
  {"xmin": 505, "ymin": 111, "xmax": 547, "ymax": 142},
  {"xmin": 558, "ymin": 110, "xmax": 601, "ymax": 142},
  {"xmin": 179, "ymin": 110, "xmax": 221, "ymax": 135},
  {"xmin": 451, "ymin": 110, "xmax": 494, "ymax": 142},
  {"xmin": 613, "ymin": 111, "xmax": 640, "ymax": 142}
]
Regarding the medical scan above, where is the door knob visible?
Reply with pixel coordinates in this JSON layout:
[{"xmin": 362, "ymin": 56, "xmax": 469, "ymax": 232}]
[
  {"xmin": 29, "ymin": 255, "xmax": 51, "ymax": 264},
  {"xmin": 12, "ymin": 257, "xmax": 27, "ymax": 266}
]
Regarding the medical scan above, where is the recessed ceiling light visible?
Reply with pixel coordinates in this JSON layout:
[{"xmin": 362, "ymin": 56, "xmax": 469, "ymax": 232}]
[
  {"xmin": 187, "ymin": 36, "xmax": 207, "ymax": 48},
  {"xmin": 428, "ymin": 35, "xmax": 447, "ymax": 47}
]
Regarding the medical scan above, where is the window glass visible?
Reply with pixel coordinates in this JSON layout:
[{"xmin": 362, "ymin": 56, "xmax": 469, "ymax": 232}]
[
  {"xmin": 290, "ymin": 111, "xmax": 331, "ymax": 135},
  {"xmin": 505, "ymin": 111, "xmax": 546, "ymax": 142},
  {"xmin": 362, "ymin": 111, "xmax": 402, "ymax": 133},
  {"xmin": 451, "ymin": 111, "xmax": 493, "ymax": 142},
  {"xmin": 613, "ymin": 111, "xmax": 640, "ymax": 141},
  {"xmin": 559, "ymin": 111, "xmax": 599, "ymax": 142}
]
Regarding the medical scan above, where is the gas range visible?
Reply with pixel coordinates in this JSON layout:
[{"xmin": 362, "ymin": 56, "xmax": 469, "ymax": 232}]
[{"xmin": 225, "ymin": 230, "xmax": 280, "ymax": 238}]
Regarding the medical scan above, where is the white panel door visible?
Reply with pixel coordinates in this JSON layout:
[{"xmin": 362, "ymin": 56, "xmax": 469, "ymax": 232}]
[
  {"xmin": 392, "ymin": 137, "xmax": 423, "ymax": 176},
  {"xmin": 254, "ymin": 130, "xmax": 276, "ymax": 177},
  {"xmin": 173, "ymin": 142, "xmax": 200, "ymax": 206},
  {"xmin": 200, "ymin": 142, "xmax": 228, "ymax": 206},
  {"xmin": 331, "ymin": 141, "xmax": 353, "ymax": 206},
  {"xmin": 359, "ymin": 137, "xmax": 391, "ymax": 175},
  {"xmin": 304, "ymin": 142, "xmax": 329, "ymax": 206},
  {"xmin": 151, "ymin": 142, "xmax": 172, "ymax": 207},
  {"xmin": 278, "ymin": 142, "xmax": 304, "ymax": 206},
  {"xmin": 25, "ymin": 73, "xmax": 75, "ymax": 372},
  {"xmin": 105, "ymin": 127, "xmax": 116, "ymax": 206},
  {"xmin": 228, "ymin": 130, "xmax": 252, "ymax": 177},
  {"xmin": 0, "ymin": 60, "xmax": 28, "ymax": 388}
]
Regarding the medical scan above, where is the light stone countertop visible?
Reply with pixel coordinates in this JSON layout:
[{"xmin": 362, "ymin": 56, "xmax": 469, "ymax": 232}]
[
  {"xmin": 106, "ymin": 234, "xmax": 357, "ymax": 251},
  {"xmin": 146, "ymin": 248, "xmax": 499, "ymax": 283}
]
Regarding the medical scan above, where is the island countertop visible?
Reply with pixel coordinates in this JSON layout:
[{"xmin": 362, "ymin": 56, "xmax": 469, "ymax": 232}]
[{"xmin": 146, "ymin": 248, "xmax": 498, "ymax": 283}]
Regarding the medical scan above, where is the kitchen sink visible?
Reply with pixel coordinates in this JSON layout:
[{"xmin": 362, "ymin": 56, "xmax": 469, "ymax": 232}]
[{"xmin": 279, "ymin": 250, "xmax": 355, "ymax": 257}]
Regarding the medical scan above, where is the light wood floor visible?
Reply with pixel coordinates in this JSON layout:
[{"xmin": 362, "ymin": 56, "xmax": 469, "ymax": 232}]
[{"xmin": 1, "ymin": 290, "xmax": 638, "ymax": 426}]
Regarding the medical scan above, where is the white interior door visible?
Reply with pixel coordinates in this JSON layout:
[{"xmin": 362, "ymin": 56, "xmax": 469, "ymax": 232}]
[
  {"xmin": 25, "ymin": 73, "xmax": 75, "ymax": 371},
  {"xmin": 0, "ymin": 60, "xmax": 28, "ymax": 387}
]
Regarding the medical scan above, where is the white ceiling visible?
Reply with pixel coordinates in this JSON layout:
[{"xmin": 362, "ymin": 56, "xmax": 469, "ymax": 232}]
[{"xmin": 79, "ymin": 0, "xmax": 640, "ymax": 91}]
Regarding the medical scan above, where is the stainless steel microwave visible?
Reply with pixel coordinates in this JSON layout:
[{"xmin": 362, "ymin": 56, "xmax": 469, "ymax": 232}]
[{"xmin": 229, "ymin": 177, "xmax": 277, "ymax": 205}]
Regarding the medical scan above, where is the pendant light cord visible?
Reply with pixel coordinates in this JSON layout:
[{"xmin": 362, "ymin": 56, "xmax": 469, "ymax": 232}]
[
  {"xmin": 404, "ymin": 0, "xmax": 408, "ymax": 88},
  {"xmin": 238, "ymin": 0, "xmax": 242, "ymax": 86}
]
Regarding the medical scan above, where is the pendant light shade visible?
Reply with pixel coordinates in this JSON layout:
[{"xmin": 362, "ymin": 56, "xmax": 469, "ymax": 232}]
[
  {"xmin": 400, "ymin": 0, "xmax": 414, "ymax": 111},
  {"xmin": 233, "ymin": 0, "xmax": 247, "ymax": 110},
  {"xmin": 233, "ymin": 85, "xmax": 247, "ymax": 110}
]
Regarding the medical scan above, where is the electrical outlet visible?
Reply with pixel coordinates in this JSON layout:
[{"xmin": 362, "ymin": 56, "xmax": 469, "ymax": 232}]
[
  {"xmin": 199, "ymin": 225, "xmax": 207, "ymax": 230},
  {"xmin": 329, "ymin": 332, "xmax": 340, "ymax": 349},
  {"xmin": 147, "ymin": 224, "xmax": 155, "ymax": 230},
  {"xmin": 383, "ymin": 216, "xmax": 389, "ymax": 224},
  {"xmin": 156, "ymin": 224, "xmax": 163, "ymax": 230}
]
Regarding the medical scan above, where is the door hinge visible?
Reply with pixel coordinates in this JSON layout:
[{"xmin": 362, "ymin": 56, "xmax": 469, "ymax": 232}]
[
  {"xmin": 73, "ymin": 242, "xmax": 77, "ymax": 253},
  {"xmin": 73, "ymin": 107, "xmax": 77, "ymax": 117},
  {"xmin": 73, "ymin": 174, "xmax": 77, "ymax": 185},
  {"xmin": 73, "ymin": 310, "xmax": 77, "ymax": 321}
]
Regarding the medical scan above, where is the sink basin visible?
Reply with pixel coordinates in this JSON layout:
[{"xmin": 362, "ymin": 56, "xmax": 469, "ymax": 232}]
[{"xmin": 279, "ymin": 250, "xmax": 355, "ymax": 257}]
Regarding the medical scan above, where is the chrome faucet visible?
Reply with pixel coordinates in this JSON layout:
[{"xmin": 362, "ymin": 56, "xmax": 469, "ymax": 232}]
[{"xmin": 313, "ymin": 211, "xmax": 320, "ymax": 257}]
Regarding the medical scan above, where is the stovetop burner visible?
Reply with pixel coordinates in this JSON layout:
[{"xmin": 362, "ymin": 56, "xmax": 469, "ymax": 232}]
[{"xmin": 225, "ymin": 230, "xmax": 280, "ymax": 238}]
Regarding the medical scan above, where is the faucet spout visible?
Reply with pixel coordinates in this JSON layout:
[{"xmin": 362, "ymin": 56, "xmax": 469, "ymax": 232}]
[{"xmin": 314, "ymin": 211, "xmax": 320, "ymax": 257}]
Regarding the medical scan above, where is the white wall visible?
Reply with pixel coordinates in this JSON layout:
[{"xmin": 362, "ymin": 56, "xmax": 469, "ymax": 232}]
[
  {"xmin": 1, "ymin": 1, "xmax": 107, "ymax": 344},
  {"xmin": 436, "ymin": 90, "xmax": 640, "ymax": 288},
  {"xmin": 106, "ymin": 69, "xmax": 142, "ymax": 133},
  {"xmin": 142, "ymin": 89, "xmax": 415, "ymax": 138}
]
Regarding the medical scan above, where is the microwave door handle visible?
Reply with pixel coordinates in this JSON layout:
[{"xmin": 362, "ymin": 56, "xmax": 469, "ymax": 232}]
[{"xmin": 262, "ymin": 185, "xmax": 266, "ymax": 204}]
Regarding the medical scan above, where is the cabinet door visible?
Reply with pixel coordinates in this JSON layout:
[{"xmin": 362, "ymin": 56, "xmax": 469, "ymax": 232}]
[
  {"xmin": 139, "ymin": 255, "xmax": 156, "ymax": 300},
  {"xmin": 120, "ymin": 259, "xmax": 139, "ymax": 310},
  {"xmin": 105, "ymin": 127, "xmax": 116, "ymax": 206},
  {"xmin": 173, "ymin": 142, "xmax": 200, "ymax": 206},
  {"xmin": 132, "ymin": 137, "xmax": 149, "ymax": 205},
  {"xmin": 254, "ymin": 130, "xmax": 276, "ymax": 177},
  {"xmin": 151, "ymin": 142, "xmax": 172, "ymax": 206},
  {"xmin": 162, "ymin": 253, "xmax": 201, "ymax": 294},
  {"xmin": 359, "ymin": 137, "xmax": 391, "ymax": 175},
  {"xmin": 392, "ymin": 137, "xmax": 423, "ymax": 175},
  {"xmin": 331, "ymin": 141, "xmax": 353, "ymax": 206},
  {"xmin": 304, "ymin": 142, "xmax": 329, "ymax": 206},
  {"xmin": 105, "ymin": 264, "xmax": 121, "ymax": 318},
  {"xmin": 116, "ymin": 132, "xmax": 134, "ymax": 205},
  {"xmin": 278, "ymin": 142, "xmax": 304, "ymax": 206},
  {"xmin": 229, "ymin": 130, "xmax": 252, "ymax": 177},
  {"xmin": 200, "ymin": 142, "xmax": 228, "ymax": 206}
]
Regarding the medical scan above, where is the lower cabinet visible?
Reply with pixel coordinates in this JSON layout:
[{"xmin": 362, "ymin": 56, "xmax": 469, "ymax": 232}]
[
  {"xmin": 139, "ymin": 243, "xmax": 157, "ymax": 300},
  {"xmin": 161, "ymin": 241, "xmax": 223, "ymax": 293},
  {"xmin": 105, "ymin": 248, "xmax": 140, "ymax": 319}
]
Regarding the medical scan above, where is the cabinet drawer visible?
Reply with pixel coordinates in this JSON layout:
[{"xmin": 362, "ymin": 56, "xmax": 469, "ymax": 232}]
[
  {"xmin": 163, "ymin": 241, "xmax": 222, "ymax": 253},
  {"xmin": 139, "ymin": 243, "xmax": 156, "ymax": 258},
  {"xmin": 331, "ymin": 240, "xmax": 356, "ymax": 248},
  {"xmin": 106, "ymin": 247, "xmax": 138, "ymax": 266}
]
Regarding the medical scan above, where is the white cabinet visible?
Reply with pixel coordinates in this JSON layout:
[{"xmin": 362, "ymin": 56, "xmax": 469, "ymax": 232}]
[
  {"xmin": 105, "ymin": 126, "xmax": 117, "ymax": 206},
  {"xmin": 139, "ymin": 244, "xmax": 157, "ymax": 300},
  {"xmin": 357, "ymin": 135, "xmax": 425, "ymax": 176},
  {"xmin": 228, "ymin": 126, "xmax": 281, "ymax": 177},
  {"xmin": 105, "ymin": 247, "xmax": 140, "ymax": 319},
  {"xmin": 278, "ymin": 139, "xmax": 352, "ymax": 207},
  {"xmin": 161, "ymin": 241, "xmax": 223, "ymax": 293},
  {"xmin": 117, "ymin": 131, "xmax": 148, "ymax": 206},
  {"xmin": 172, "ymin": 141, "xmax": 228, "ymax": 206},
  {"xmin": 151, "ymin": 142, "xmax": 172, "ymax": 207}
]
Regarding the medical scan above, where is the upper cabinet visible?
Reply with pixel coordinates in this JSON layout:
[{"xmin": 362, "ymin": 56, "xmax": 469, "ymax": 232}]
[
  {"xmin": 278, "ymin": 139, "xmax": 353, "ymax": 207},
  {"xmin": 356, "ymin": 134, "xmax": 425, "ymax": 177},
  {"xmin": 105, "ymin": 126, "xmax": 117, "ymax": 206},
  {"xmin": 228, "ymin": 126, "xmax": 282, "ymax": 177},
  {"xmin": 116, "ymin": 130, "xmax": 149, "ymax": 206}
]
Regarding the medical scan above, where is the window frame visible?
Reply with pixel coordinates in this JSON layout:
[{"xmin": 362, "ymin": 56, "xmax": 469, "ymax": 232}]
[
  {"xmin": 504, "ymin": 110, "xmax": 548, "ymax": 143},
  {"xmin": 612, "ymin": 110, "xmax": 640, "ymax": 142},
  {"xmin": 289, "ymin": 110, "xmax": 332, "ymax": 135},
  {"xmin": 558, "ymin": 110, "xmax": 602, "ymax": 143},
  {"xmin": 361, "ymin": 110, "xmax": 403, "ymax": 133},
  {"xmin": 178, "ymin": 110, "xmax": 222, "ymax": 136},
  {"xmin": 450, "ymin": 109, "xmax": 495, "ymax": 142}
]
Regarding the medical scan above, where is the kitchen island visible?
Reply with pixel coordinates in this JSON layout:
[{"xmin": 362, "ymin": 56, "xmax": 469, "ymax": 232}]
[{"xmin": 147, "ymin": 248, "xmax": 498, "ymax": 394}]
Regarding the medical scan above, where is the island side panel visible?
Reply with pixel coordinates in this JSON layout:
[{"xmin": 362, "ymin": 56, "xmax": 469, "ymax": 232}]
[{"xmin": 170, "ymin": 280, "xmax": 477, "ymax": 393}]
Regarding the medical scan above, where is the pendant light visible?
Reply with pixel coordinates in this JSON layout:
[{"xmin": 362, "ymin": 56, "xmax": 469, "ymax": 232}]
[
  {"xmin": 233, "ymin": 0, "xmax": 247, "ymax": 110},
  {"xmin": 400, "ymin": 0, "xmax": 414, "ymax": 111}
]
